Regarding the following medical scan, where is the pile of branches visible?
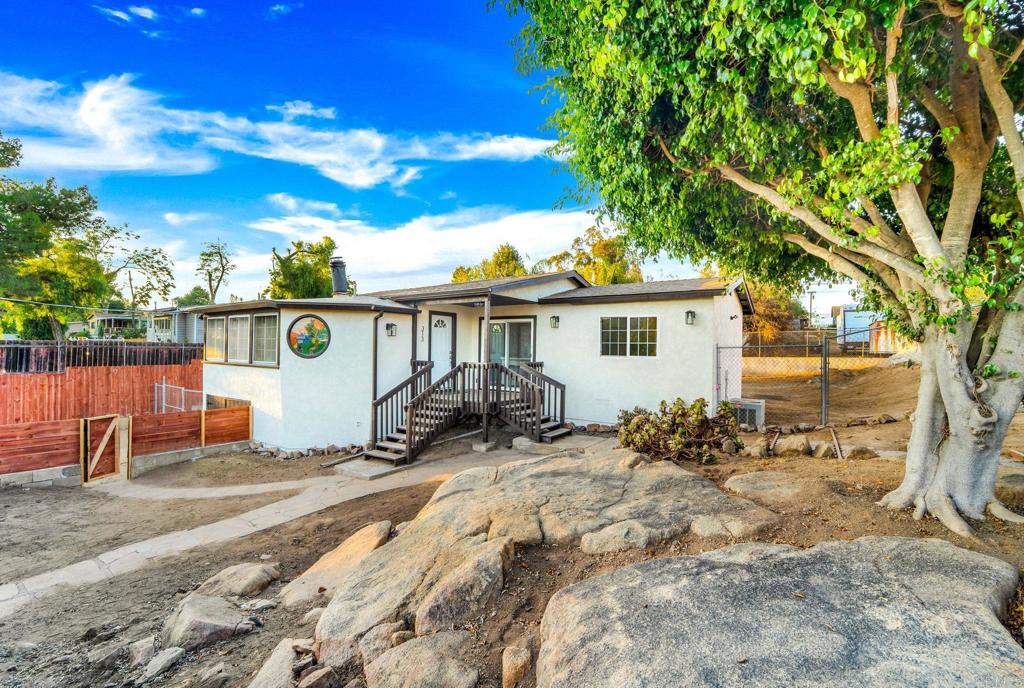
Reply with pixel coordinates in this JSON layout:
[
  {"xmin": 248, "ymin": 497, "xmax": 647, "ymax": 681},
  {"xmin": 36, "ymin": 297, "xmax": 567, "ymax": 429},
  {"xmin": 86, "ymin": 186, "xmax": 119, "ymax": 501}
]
[{"xmin": 617, "ymin": 398, "xmax": 742, "ymax": 465}]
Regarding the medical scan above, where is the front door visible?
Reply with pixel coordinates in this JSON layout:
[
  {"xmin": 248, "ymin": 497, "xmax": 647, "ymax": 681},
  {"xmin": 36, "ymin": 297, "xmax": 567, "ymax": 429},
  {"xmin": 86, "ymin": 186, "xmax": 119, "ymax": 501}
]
[
  {"xmin": 487, "ymin": 320, "xmax": 533, "ymax": 373},
  {"xmin": 429, "ymin": 313, "xmax": 455, "ymax": 376}
]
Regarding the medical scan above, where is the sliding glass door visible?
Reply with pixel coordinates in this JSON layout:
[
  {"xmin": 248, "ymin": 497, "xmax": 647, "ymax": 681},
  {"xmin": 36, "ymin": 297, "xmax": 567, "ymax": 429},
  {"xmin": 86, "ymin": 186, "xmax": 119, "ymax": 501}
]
[{"xmin": 486, "ymin": 320, "xmax": 533, "ymax": 373}]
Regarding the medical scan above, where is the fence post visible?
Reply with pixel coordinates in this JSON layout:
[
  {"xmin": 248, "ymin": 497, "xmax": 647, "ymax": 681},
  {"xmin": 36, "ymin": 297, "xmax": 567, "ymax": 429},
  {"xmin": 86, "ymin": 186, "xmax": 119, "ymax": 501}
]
[
  {"xmin": 820, "ymin": 338, "xmax": 830, "ymax": 425},
  {"xmin": 713, "ymin": 345, "xmax": 720, "ymax": 407},
  {"xmin": 200, "ymin": 408, "xmax": 206, "ymax": 447}
]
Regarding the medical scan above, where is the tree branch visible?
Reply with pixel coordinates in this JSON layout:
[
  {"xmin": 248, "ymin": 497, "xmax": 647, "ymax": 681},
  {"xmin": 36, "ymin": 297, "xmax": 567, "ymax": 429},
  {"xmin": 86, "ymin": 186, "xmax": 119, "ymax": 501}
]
[
  {"xmin": 820, "ymin": 63, "xmax": 948, "ymax": 263},
  {"xmin": 976, "ymin": 43, "xmax": 1024, "ymax": 214},
  {"xmin": 717, "ymin": 164, "xmax": 935, "ymax": 291},
  {"xmin": 885, "ymin": 4, "xmax": 907, "ymax": 127}
]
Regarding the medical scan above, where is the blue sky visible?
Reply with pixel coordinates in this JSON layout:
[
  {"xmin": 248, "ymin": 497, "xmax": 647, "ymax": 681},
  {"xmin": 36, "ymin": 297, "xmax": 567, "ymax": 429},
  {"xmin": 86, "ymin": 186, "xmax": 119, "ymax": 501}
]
[{"xmin": 0, "ymin": 1, "xmax": 699, "ymax": 303}]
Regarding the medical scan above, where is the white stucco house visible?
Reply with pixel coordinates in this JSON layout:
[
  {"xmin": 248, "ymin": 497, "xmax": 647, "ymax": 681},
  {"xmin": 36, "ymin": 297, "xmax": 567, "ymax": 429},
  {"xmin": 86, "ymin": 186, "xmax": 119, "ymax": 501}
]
[{"xmin": 192, "ymin": 259, "xmax": 752, "ymax": 463}]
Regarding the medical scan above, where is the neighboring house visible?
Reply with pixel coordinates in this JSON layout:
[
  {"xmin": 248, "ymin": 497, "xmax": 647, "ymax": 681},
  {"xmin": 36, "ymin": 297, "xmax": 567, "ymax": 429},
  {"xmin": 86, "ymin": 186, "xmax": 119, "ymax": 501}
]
[
  {"xmin": 192, "ymin": 259, "xmax": 753, "ymax": 460},
  {"xmin": 146, "ymin": 306, "xmax": 205, "ymax": 344},
  {"xmin": 835, "ymin": 304, "xmax": 884, "ymax": 344},
  {"xmin": 67, "ymin": 311, "xmax": 141, "ymax": 338}
]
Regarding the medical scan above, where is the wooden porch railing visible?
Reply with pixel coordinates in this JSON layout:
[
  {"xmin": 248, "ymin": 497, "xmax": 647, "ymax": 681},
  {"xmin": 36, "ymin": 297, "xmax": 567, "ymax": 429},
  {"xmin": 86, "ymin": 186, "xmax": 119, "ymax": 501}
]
[
  {"xmin": 521, "ymin": 362, "xmax": 566, "ymax": 430},
  {"xmin": 401, "ymin": 362, "xmax": 550, "ymax": 461},
  {"xmin": 406, "ymin": 363, "xmax": 468, "ymax": 460},
  {"xmin": 371, "ymin": 361, "xmax": 433, "ymax": 449}
]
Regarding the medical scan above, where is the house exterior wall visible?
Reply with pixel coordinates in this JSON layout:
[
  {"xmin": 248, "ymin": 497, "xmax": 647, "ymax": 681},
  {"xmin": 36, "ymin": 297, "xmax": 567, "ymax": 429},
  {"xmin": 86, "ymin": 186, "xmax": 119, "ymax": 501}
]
[
  {"xmin": 376, "ymin": 312, "xmax": 415, "ymax": 395},
  {"xmin": 203, "ymin": 308, "xmax": 377, "ymax": 449},
  {"xmin": 712, "ymin": 292, "xmax": 744, "ymax": 404}
]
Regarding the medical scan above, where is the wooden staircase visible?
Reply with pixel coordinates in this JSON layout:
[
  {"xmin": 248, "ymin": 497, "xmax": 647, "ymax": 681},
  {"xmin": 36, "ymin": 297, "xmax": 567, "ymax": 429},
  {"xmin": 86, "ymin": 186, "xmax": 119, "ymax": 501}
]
[{"xmin": 367, "ymin": 361, "xmax": 570, "ymax": 464}]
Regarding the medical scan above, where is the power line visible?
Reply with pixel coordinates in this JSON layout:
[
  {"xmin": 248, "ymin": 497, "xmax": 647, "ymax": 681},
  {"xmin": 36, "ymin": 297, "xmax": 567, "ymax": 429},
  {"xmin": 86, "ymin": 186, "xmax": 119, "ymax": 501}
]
[{"xmin": 0, "ymin": 297, "xmax": 144, "ymax": 314}]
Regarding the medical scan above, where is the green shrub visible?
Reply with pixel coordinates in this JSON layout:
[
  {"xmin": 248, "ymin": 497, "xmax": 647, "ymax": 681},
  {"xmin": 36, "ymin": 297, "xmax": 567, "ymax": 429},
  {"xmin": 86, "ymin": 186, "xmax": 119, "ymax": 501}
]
[{"xmin": 617, "ymin": 398, "xmax": 742, "ymax": 465}]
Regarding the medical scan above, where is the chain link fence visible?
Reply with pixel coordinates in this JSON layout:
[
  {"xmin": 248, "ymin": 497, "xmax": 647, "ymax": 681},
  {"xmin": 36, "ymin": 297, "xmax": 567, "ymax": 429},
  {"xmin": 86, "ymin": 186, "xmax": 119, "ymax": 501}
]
[
  {"xmin": 716, "ymin": 326, "xmax": 901, "ymax": 427},
  {"xmin": 153, "ymin": 377, "xmax": 205, "ymax": 413}
]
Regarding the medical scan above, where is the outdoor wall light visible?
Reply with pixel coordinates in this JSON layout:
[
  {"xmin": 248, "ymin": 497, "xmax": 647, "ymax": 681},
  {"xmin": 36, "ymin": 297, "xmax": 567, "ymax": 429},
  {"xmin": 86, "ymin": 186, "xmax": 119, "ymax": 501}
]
[
  {"xmin": 549, "ymin": 315, "xmax": 560, "ymax": 329},
  {"xmin": 385, "ymin": 323, "xmax": 398, "ymax": 337},
  {"xmin": 685, "ymin": 310, "xmax": 696, "ymax": 325}
]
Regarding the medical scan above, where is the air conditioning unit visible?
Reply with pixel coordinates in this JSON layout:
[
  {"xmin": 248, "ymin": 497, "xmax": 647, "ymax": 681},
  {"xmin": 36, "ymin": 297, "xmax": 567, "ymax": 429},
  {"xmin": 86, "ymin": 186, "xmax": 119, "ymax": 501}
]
[{"xmin": 730, "ymin": 398, "xmax": 765, "ymax": 428}]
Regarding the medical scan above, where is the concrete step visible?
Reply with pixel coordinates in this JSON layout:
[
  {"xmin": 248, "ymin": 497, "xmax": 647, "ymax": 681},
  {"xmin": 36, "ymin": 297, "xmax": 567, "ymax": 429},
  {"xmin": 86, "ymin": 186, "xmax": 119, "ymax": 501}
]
[
  {"xmin": 364, "ymin": 449, "xmax": 407, "ymax": 464},
  {"xmin": 540, "ymin": 427, "xmax": 573, "ymax": 443}
]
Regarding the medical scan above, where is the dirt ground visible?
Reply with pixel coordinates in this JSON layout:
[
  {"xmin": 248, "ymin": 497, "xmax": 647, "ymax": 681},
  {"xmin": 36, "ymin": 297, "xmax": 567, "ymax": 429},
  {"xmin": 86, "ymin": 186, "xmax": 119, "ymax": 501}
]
[
  {"xmin": 135, "ymin": 452, "xmax": 340, "ymax": 488},
  {"xmin": 0, "ymin": 480, "xmax": 442, "ymax": 688},
  {"xmin": 0, "ymin": 486, "xmax": 296, "ymax": 584},
  {"xmin": 744, "ymin": 363, "xmax": 1024, "ymax": 455}
]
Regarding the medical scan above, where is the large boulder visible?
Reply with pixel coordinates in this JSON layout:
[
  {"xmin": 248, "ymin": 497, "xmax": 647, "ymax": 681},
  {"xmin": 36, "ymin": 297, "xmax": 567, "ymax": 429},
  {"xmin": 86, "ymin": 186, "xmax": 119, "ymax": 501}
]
[
  {"xmin": 197, "ymin": 562, "xmax": 281, "ymax": 598},
  {"xmin": 280, "ymin": 521, "xmax": 392, "ymax": 609},
  {"xmin": 415, "ymin": 536, "xmax": 513, "ymax": 634},
  {"xmin": 364, "ymin": 631, "xmax": 478, "ymax": 688},
  {"xmin": 314, "ymin": 449, "xmax": 776, "ymax": 671},
  {"xmin": 536, "ymin": 537, "xmax": 1024, "ymax": 687},
  {"xmin": 162, "ymin": 593, "xmax": 255, "ymax": 651}
]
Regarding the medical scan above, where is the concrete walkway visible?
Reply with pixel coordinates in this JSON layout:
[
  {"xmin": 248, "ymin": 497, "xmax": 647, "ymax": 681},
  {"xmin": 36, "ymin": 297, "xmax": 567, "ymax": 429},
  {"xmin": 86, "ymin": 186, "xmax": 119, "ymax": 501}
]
[{"xmin": 0, "ymin": 445, "xmax": 541, "ymax": 619}]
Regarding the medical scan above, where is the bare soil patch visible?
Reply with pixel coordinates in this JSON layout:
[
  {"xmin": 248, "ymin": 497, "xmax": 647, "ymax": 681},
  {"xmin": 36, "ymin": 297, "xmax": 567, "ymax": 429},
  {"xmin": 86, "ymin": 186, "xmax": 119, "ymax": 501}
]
[
  {"xmin": 0, "ymin": 480, "xmax": 443, "ymax": 688},
  {"xmin": 134, "ymin": 451, "xmax": 338, "ymax": 488},
  {"xmin": 744, "ymin": 364, "xmax": 1024, "ymax": 456},
  {"xmin": 0, "ymin": 486, "xmax": 295, "ymax": 584}
]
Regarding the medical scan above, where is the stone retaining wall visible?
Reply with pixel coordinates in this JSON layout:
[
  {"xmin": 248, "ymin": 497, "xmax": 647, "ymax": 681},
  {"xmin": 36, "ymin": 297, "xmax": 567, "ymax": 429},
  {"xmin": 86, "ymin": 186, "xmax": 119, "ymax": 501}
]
[{"xmin": 0, "ymin": 463, "xmax": 82, "ymax": 488}]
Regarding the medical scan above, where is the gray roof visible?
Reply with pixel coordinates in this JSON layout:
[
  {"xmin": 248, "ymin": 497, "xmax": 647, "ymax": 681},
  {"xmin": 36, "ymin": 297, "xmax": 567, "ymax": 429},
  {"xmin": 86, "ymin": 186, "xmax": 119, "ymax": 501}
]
[
  {"xmin": 539, "ymin": 277, "xmax": 754, "ymax": 314},
  {"xmin": 190, "ymin": 294, "xmax": 418, "ymax": 316},
  {"xmin": 367, "ymin": 271, "xmax": 590, "ymax": 303}
]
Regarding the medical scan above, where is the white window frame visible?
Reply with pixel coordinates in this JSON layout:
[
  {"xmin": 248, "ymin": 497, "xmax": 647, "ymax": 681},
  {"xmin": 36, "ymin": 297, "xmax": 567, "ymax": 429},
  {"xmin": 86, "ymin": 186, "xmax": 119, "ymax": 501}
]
[
  {"xmin": 252, "ymin": 313, "xmax": 279, "ymax": 365},
  {"xmin": 227, "ymin": 314, "xmax": 251, "ymax": 364},
  {"xmin": 599, "ymin": 315, "xmax": 659, "ymax": 358},
  {"xmin": 205, "ymin": 316, "xmax": 226, "ymax": 362}
]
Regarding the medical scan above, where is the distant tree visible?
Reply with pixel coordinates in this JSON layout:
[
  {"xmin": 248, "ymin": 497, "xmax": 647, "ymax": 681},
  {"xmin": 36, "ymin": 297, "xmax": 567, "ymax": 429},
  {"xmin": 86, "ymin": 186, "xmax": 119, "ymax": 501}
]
[
  {"xmin": 0, "ymin": 131, "xmax": 144, "ymax": 338},
  {"xmin": 452, "ymin": 243, "xmax": 528, "ymax": 282},
  {"xmin": 745, "ymin": 283, "xmax": 807, "ymax": 343},
  {"xmin": 82, "ymin": 224, "xmax": 175, "ymax": 310},
  {"xmin": 196, "ymin": 240, "xmax": 235, "ymax": 303},
  {"xmin": 173, "ymin": 285, "xmax": 211, "ymax": 307},
  {"xmin": 540, "ymin": 227, "xmax": 643, "ymax": 285},
  {"xmin": 268, "ymin": 237, "xmax": 354, "ymax": 298}
]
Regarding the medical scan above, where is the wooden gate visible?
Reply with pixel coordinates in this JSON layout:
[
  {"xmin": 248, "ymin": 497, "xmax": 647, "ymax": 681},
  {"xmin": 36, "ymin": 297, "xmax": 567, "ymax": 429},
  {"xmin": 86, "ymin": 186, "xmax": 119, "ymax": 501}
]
[{"xmin": 82, "ymin": 414, "xmax": 120, "ymax": 482}]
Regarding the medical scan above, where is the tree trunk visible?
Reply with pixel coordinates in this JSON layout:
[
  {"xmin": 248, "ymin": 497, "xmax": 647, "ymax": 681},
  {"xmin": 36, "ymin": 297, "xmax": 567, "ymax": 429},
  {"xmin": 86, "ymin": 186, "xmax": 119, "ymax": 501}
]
[{"xmin": 879, "ymin": 334, "xmax": 1024, "ymax": 536}]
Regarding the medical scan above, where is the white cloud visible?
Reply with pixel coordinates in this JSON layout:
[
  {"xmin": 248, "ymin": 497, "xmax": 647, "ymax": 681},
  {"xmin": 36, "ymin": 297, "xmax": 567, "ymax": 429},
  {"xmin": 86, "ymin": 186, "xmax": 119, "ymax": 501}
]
[
  {"xmin": 266, "ymin": 100, "xmax": 336, "ymax": 122},
  {"xmin": 247, "ymin": 206, "xmax": 595, "ymax": 289},
  {"xmin": 94, "ymin": 6, "xmax": 132, "ymax": 22},
  {"xmin": 189, "ymin": 7, "xmax": 207, "ymax": 17},
  {"xmin": 163, "ymin": 211, "xmax": 211, "ymax": 225},
  {"xmin": 0, "ymin": 71, "xmax": 555, "ymax": 188},
  {"xmin": 268, "ymin": 3, "xmax": 301, "ymax": 17},
  {"xmin": 266, "ymin": 192, "xmax": 342, "ymax": 216},
  {"xmin": 128, "ymin": 5, "xmax": 158, "ymax": 20}
]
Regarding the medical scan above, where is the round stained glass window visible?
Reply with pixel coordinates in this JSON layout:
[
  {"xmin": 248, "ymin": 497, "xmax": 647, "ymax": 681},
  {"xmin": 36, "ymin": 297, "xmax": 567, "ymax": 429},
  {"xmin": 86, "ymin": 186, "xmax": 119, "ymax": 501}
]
[{"xmin": 287, "ymin": 314, "xmax": 331, "ymax": 358}]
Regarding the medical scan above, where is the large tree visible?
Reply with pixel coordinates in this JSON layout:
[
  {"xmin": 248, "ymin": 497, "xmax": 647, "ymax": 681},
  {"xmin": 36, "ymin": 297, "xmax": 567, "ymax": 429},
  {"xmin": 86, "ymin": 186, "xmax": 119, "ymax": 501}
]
[
  {"xmin": 508, "ymin": 0, "xmax": 1024, "ymax": 534},
  {"xmin": 268, "ymin": 237, "xmax": 354, "ymax": 298},
  {"xmin": 0, "ymin": 130, "xmax": 166, "ymax": 337},
  {"xmin": 540, "ymin": 226, "xmax": 643, "ymax": 284},
  {"xmin": 452, "ymin": 243, "xmax": 529, "ymax": 282}
]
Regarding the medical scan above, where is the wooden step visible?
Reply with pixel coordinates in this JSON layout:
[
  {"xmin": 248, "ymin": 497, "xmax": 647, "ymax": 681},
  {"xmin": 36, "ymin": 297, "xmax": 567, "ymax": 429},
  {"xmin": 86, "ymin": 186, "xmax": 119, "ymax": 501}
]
[
  {"xmin": 540, "ymin": 427, "xmax": 573, "ymax": 443},
  {"xmin": 540, "ymin": 420, "xmax": 562, "ymax": 432},
  {"xmin": 365, "ymin": 449, "xmax": 406, "ymax": 464},
  {"xmin": 376, "ymin": 440, "xmax": 407, "ymax": 452},
  {"xmin": 387, "ymin": 432, "xmax": 407, "ymax": 442}
]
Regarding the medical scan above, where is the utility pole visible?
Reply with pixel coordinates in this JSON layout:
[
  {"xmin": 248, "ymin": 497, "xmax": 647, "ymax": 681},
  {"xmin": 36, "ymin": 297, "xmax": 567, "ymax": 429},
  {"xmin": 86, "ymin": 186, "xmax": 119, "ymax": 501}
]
[{"xmin": 807, "ymin": 290, "xmax": 816, "ymax": 329}]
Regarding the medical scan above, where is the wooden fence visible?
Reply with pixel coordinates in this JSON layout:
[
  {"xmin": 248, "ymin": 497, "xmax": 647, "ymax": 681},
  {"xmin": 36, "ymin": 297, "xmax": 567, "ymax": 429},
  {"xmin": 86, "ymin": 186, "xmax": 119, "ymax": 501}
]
[
  {"xmin": 0, "ymin": 360, "xmax": 203, "ymax": 425},
  {"xmin": 0, "ymin": 418, "xmax": 81, "ymax": 475},
  {"xmin": 0, "ymin": 406, "xmax": 251, "ymax": 480},
  {"xmin": 0, "ymin": 340, "xmax": 203, "ymax": 373}
]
